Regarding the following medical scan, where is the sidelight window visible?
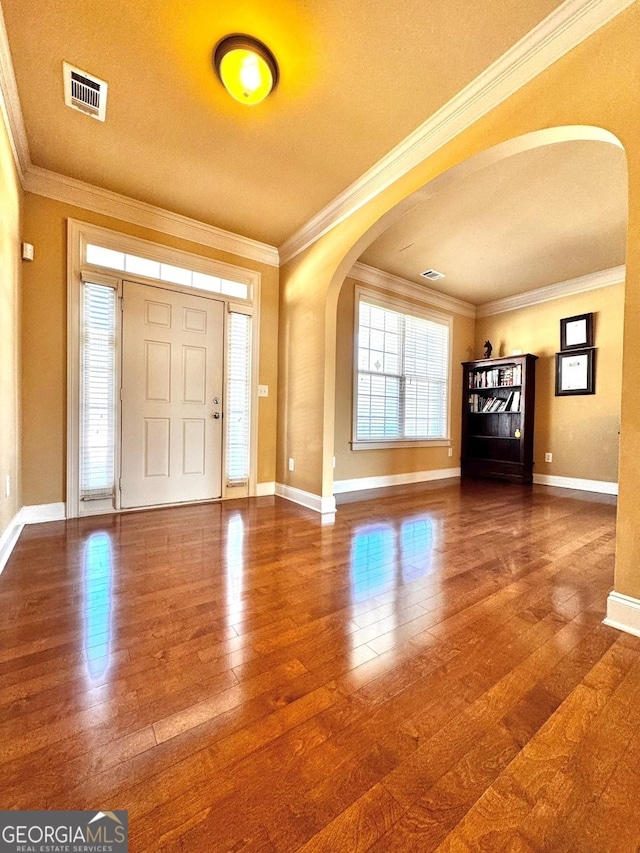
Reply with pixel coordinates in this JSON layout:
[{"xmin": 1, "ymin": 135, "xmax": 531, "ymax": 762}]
[{"xmin": 80, "ymin": 283, "xmax": 117, "ymax": 500}]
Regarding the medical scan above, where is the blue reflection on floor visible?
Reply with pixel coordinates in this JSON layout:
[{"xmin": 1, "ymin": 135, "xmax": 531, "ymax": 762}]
[
  {"xmin": 401, "ymin": 518, "xmax": 433, "ymax": 583},
  {"xmin": 351, "ymin": 518, "xmax": 434, "ymax": 601},
  {"xmin": 351, "ymin": 525, "xmax": 396, "ymax": 602},
  {"xmin": 84, "ymin": 532, "xmax": 113, "ymax": 680}
]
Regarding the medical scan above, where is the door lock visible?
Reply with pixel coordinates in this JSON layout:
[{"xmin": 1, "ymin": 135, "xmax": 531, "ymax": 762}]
[{"xmin": 213, "ymin": 397, "xmax": 220, "ymax": 404}]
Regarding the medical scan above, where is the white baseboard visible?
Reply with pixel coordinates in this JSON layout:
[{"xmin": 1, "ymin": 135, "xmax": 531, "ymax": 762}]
[
  {"xmin": 333, "ymin": 467, "xmax": 461, "ymax": 495},
  {"xmin": 255, "ymin": 482, "xmax": 276, "ymax": 497},
  {"xmin": 0, "ymin": 510, "xmax": 24, "ymax": 575},
  {"xmin": 275, "ymin": 484, "xmax": 336, "ymax": 514},
  {"xmin": 20, "ymin": 503, "xmax": 66, "ymax": 524},
  {"xmin": 604, "ymin": 591, "xmax": 640, "ymax": 638},
  {"xmin": 533, "ymin": 474, "xmax": 618, "ymax": 495}
]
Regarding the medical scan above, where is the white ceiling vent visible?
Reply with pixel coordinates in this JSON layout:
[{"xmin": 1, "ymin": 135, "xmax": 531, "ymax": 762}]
[
  {"xmin": 63, "ymin": 62, "xmax": 108, "ymax": 121},
  {"xmin": 420, "ymin": 269, "xmax": 445, "ymax": 281}
]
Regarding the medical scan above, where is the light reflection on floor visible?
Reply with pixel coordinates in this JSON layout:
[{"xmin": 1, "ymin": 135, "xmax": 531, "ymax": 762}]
[
  {"xmin": 226, "ymin": 512, "xmax": 245, "ymax": 620},
  {"xmin": 401, "ymin": 518, "xmax": 434, "ymax": 583},
  {"xmin": 83, "ymin": 531, "xmax": 113, "ymax": 681},
  {"xmin": 349, "ymin": 517, "xmax": 436, "ymax": 667},
  {"xmin": 350, "ymin": 517, "xmax": 434, "ymax": 602}
]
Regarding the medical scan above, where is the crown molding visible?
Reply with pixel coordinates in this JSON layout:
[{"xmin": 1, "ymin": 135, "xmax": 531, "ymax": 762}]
[
  {"xmin": 476, "ymin": 265, "xmax": 625, "ymax": 316},
  {"xmin": 279, "ymin": 0, "xmax": 635, "ymax": 264},
  {"xmin": 350, "ymin": 262, "xmax": 476, "ymax": 318},
  {"xmin": 0, "ymin": 0, "xmax": 631, "ymax": 270},
  {"xmin": 350, "ymin": 263, "xmax": 625, "ymax": 318},
  {"xmin": 0, "ymin": 2, "xmax": 29, "ymax": 181},
  {"xmin": 23, "ymin": 166, "xmax": 279, "ymax": 267},
  {"xmin": 0, "ymin": 8, "xmax": 278, "ymax": 267}
]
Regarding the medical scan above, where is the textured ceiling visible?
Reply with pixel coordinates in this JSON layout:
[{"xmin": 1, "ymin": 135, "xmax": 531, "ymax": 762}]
[
  {"xmin": 2, "ymin": 0, "xmax": 566, "ymax": 246},
  {"xmin": 360, "ymin": 140, "xmax": 628, "ymax": 304}
]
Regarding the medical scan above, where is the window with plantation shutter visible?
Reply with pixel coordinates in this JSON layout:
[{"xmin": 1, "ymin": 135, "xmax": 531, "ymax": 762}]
[
  {"xmin": 226, "ymin": 312, "xmax": 251, "ymax": 485},
  {"xmin": 355, "ymin": 294, "xmax": 450, "ymax": 443},
  {"xmin": 80, "ymin": 283, "xmax": 116, "ymax": 499}
]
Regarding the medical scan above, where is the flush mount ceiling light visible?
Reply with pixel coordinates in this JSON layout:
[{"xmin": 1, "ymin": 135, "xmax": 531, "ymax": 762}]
[{"xmin": 213, "ymin": 35, "xmax": 279, "ymax": 105}]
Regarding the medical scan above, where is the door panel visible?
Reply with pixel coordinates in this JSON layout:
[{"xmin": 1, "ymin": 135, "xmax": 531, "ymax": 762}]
[
  {"xmin": 144, "ymin": 418, "xmax": 170, "ymax": 477},
  {"xmin": 183, "ymin": 419, "xmax": 206, "ymax": 474},
  {"xmin": 121, "ymin": 281, "xmax": 224, "ymax": 508},
  {"xmin": 145, "ymin": 341, "xmax": 171, "ymax": 401},
  {"xmin": 182, "ymin": 346, "xmax": 206, "ymax": 403}
]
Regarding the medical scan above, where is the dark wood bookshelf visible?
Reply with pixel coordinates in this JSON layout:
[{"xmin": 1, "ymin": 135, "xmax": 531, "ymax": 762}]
[{"xmin": 461, "ymin": 353, "xmax": 537, "ymax": 484}]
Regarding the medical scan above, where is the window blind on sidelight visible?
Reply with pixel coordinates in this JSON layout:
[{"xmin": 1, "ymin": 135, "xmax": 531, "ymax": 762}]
[
  {"xmin": 226, "ymin": 312, "xmax": 251, "ymax": 485},
  {"xmin": 80, "ymin": 283, "xmax": 116, "ymax": 500}
]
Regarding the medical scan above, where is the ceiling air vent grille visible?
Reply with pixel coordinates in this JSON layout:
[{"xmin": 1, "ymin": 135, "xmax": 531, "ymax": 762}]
[
  {"xmin": 63, "ymin": 62, "xmax": 108, "ymax": 121},
  {"xmin": 420, "ymin": 269, "xmax": 445, "ymax": 281}
]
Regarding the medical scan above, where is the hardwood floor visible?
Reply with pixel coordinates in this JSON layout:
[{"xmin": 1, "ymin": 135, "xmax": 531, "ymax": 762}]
[{"xmin": 1, "ymin": 479, "xmax": 637, "ymax": 852}]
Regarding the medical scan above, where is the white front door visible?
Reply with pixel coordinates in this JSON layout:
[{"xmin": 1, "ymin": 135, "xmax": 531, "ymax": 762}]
[{"xmin": 120, "ymin": 280, "xmax": 224, "ymax": 508}]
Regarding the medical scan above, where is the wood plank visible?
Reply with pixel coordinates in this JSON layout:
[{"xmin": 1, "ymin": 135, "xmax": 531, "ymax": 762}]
[{"xmin": 1, "ymin": 481, "xmax": 635, "ymax": 852}]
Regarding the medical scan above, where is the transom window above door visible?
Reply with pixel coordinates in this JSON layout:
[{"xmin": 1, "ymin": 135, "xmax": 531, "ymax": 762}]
[{"xmin": 86, "ymin": 243, "xmax": 249, "ymax": 300}]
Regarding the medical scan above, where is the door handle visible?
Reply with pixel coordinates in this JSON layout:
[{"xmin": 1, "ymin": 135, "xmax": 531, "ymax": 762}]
[{"xmin": 213, "ymin": 412, "xmax": 222, "ymax": 419}]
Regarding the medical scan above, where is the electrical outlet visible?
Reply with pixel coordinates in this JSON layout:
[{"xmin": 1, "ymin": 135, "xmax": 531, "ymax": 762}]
[
  {"xmin": 4, "ymin": 475, "xmax": 10, "ymax": 498},
  {"xmin": 448, "ymin": 448, "xmax": 453, "ymax": 457},
  {"xmin": 258, "ymin": 385, "xmax": 269, "ymax": 397},
  {"xmin": 545, "ymin": 452, "xmax": 553, "ymax": 463},
  {"xmin": 288, "ymin": 458, "xmax": 295, "ymax": 471}
]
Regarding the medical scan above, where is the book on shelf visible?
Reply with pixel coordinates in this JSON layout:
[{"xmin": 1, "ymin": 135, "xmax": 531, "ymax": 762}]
[
  {"xmin": 468, "ymin": 363, "xmax": 523, "ymax": 389},
  {"xmin": 468, "ymin": 392, "xmax": 519, "ymax": 413}
]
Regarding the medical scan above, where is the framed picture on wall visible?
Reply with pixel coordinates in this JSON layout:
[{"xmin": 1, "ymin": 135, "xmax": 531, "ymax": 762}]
[
  {"xmin": 560, "ymin": 312, "xmax": 593, "ymax": 350},
  {"xmin": 555, "ymin": 348, "xmax": 595, "ymax": 396}
]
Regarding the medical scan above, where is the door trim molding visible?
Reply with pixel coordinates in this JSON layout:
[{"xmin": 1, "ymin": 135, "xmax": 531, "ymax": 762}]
[{"xmin": 67, "ymin": 219, "xmax": 261, "ymax": 518}]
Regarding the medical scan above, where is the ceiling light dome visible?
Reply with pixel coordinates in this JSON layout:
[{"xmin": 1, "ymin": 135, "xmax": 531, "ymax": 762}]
[{"xmin": 213, "ymin": 35, "xmax": 279, "ymax": 106}]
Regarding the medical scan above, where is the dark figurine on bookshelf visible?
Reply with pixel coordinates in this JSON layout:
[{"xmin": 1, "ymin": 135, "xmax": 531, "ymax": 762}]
[{"xmin": 483, "ymin": 340, "xmax": 493, "ymax": 359}]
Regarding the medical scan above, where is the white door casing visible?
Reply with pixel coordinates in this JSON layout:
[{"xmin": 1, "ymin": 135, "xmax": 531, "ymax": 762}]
[{"xmin": 121, "ymin": 281, "xmax": 224, "ymax": 508}]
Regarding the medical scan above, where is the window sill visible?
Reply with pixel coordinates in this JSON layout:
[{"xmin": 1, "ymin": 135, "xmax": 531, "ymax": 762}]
[{"xmin": 350, "ymin": 439, "xmax": 451, "ymax": 451}]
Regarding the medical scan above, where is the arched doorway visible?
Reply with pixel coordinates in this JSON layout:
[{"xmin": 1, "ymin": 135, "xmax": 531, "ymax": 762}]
[{"xmin": 330, "ymin": 129, "xmax": 627, "ymax": 500}]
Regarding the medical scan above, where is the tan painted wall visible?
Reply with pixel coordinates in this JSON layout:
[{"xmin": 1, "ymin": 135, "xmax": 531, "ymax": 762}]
[
  {"xmin": 278, "ymin": 6, "xmax": 640, "ymax": 597},
  {"xmin": 0, "ymin": 113, "xmax": 22, "ymax": 540},
  {"xmin": 21, "ymin": 194, "xmax": 278, "ymax": 506},
  {"xmin": 475, "ymin": 285, "xmax": 623, "ymax": 484},
  {"xmin": 334, "ymin": 276, "xmax": 474, "ymax": 482}
]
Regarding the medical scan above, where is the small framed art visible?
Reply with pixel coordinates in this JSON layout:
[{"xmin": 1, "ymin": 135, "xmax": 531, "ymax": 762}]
[
  {"xmin": 560, "ymin": 312, "xmax": 593, "ymax": 351},
  {"xmin": 555, "ymin": 348, "xmax": 595, "ymax": 396}
]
